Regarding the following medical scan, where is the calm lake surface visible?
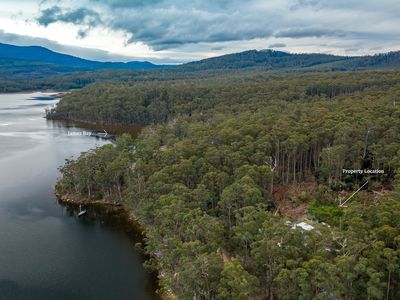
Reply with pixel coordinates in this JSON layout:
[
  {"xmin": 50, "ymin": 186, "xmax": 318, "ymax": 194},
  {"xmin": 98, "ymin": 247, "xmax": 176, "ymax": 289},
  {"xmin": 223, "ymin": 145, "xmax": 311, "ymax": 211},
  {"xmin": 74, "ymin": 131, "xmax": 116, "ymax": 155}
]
[{"xmin": 0, "ymin": 93, "xmax": 156, "ymax": 300}]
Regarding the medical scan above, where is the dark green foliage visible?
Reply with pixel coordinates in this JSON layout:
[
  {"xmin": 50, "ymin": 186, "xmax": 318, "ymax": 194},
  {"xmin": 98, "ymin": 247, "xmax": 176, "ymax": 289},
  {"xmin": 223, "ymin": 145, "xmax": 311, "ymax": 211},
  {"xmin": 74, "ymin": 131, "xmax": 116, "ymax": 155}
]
[
  {"xmin": 308, "ymin": 201, "xmax": 344, "ymax": 226},
  {"xmin": 54, "ymin": 71, "xmax": 400, "ymax": 188},
  {"xmin": 174, "ymin": 49, "xmax": 400, "ymax": 72},
  {"xmin": 180, "ymin": 49, "xmax": 349, "ymax": 71},
  {"xmin": 55, "ymin": 70, "xmax": 400, "ymax": 299}
]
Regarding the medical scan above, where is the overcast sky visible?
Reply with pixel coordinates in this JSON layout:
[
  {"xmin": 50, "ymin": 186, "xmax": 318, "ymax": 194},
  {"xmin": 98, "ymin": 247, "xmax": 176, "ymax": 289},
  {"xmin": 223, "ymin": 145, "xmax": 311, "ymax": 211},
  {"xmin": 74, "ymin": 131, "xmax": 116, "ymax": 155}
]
[{"xmin": 0, "ymin": 0, "xmax": 399, "ymax": 63}]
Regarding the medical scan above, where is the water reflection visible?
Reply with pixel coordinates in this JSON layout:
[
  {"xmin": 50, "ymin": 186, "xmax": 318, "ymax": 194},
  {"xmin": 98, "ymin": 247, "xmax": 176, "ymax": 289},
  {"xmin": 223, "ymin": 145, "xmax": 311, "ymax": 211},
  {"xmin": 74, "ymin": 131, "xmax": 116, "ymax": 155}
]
[{"xmin": 0, "ymin": 92, "xmax": 157, "ymax": 300}]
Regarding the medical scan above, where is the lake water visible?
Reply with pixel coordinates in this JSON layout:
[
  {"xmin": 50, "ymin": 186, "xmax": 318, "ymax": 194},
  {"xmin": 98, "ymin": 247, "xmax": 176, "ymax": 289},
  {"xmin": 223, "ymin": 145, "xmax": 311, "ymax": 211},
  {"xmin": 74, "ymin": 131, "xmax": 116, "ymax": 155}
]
[{"xmin": 0, "ymin": 93, "xmax": 156, "ymax": 300}]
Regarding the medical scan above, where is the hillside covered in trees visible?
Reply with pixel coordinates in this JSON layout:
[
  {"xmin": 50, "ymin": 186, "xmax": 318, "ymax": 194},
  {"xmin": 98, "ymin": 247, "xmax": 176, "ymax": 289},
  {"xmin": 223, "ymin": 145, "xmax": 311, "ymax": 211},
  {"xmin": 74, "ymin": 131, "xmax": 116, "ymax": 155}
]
[
  {"xmin": 179, "ymin": 49, "xmax": 400, "ymax": 71},
  {"xmin": 2, "ymin": 45, "xmax": 400, "ymax": 93},
  {"xmin": 54, "ymin": 70, "xmax": 400, "ymax": 299}
]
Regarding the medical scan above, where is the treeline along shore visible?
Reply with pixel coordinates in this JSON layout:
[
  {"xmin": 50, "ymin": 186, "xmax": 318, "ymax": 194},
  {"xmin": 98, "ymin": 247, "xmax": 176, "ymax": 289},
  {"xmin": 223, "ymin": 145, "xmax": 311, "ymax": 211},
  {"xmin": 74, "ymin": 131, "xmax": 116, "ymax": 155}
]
[{"xmin": 53, "ymin": 69, "xmax": 400, "ymax": 299}]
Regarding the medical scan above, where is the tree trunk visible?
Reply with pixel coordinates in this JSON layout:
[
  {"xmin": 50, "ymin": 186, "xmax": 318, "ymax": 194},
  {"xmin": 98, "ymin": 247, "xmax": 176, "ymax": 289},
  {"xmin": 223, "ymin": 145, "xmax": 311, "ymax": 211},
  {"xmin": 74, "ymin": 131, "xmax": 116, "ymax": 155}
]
[
  {"xmin": 386, "ymin": 269, "xmax": 391, "ymax": 300},
  {"xmin": 293, "ymin": 154, "xmax": 296, "ymax": 183}
]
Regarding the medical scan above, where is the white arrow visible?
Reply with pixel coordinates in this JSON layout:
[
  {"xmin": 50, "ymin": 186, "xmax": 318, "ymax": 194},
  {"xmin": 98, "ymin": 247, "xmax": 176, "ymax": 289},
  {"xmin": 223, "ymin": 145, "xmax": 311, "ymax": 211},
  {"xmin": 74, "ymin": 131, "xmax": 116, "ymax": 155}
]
[
  {"xmin": 339, "ymin": 181, "xmax": 368, "ymax": 207},
  {"xmin": 103, "ymin": 130, "xmax": 108, "ymax": 138}
]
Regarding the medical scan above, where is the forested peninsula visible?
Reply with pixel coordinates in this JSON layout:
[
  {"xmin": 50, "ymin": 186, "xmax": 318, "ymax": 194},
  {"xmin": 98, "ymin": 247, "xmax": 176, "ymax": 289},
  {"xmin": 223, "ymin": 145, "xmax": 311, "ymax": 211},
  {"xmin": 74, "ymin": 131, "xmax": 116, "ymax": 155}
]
[{"xmin": 53, "ymin": 69, "xmax": 400, "ymax": 299}]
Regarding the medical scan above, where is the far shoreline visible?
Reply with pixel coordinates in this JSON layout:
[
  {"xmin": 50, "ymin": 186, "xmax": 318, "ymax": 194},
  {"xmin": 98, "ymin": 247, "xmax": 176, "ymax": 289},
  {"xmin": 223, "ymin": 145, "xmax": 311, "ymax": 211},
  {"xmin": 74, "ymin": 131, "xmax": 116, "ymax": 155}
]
[{"xmin": 0, "ymin": 89, "xmax": 68, "ymax": 95}]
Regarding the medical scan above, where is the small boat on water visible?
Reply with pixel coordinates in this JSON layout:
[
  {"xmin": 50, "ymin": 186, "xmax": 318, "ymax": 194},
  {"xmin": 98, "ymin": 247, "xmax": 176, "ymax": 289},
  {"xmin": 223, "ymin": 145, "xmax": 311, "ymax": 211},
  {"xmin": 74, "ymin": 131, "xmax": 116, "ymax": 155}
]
[{"xmin": 78, "ymin": 205, "xmax": 87, "ymax": 217}]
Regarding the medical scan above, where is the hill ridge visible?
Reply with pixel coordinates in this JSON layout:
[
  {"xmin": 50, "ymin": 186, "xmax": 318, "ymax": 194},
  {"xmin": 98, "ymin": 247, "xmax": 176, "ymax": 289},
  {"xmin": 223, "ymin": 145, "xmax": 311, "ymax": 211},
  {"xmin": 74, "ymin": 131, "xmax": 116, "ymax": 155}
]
[{"xmin": 0, "ymin": 42, "xmax": 163, "ymax": 70}]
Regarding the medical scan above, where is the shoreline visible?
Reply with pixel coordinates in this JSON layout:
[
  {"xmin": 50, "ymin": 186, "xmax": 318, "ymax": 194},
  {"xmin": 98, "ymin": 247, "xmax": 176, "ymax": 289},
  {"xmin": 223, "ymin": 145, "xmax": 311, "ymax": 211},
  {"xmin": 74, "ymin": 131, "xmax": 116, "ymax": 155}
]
[
  {"xmin": 47, "ymin": 116, "xmax": 144, "ymax": 136},
  {"xmin": 46, "ymin": 113, "xmax": 142, "ymax": 128},
  {"xmin": 56, "ymin": 193, "xmax": 167, "ymax": 299},
  {"xmin": 44, "ymin": 91, "xmax": 145, "ymax": 135},
  {"xmin": 0, "ymin": 90, "xmax": 69, "ymax": 95},
  {"xmin": 55, "ymin": 193, "xmax": 144, "ymax": 244}
]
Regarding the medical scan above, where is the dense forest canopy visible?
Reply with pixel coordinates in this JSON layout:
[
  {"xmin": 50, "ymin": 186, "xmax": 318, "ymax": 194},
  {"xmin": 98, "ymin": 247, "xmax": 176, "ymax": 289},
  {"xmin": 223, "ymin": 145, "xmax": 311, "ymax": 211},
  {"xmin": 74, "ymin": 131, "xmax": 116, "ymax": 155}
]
[
  {"xmin": 55, "ymin": 70, "xmax": 400, "ymax": 299},
  {"xmin": 51, "ymin": 70, "xmax": 400, "ymax": 125}
]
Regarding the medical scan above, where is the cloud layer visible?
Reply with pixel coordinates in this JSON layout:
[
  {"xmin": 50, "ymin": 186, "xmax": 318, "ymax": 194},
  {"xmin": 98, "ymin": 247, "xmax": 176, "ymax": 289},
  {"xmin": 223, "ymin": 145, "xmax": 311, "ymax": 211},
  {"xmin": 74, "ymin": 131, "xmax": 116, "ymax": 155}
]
[
  {"xmin": 1, "ymin": 0, "xmax": 399, "ymax": 62},
  {"xmin": 0, "ymin": 30, "xmax": 155, "ymax": 62},
  {"xmin": 33, "ymin": 0, "xmax": 400, "ymax": 54}
]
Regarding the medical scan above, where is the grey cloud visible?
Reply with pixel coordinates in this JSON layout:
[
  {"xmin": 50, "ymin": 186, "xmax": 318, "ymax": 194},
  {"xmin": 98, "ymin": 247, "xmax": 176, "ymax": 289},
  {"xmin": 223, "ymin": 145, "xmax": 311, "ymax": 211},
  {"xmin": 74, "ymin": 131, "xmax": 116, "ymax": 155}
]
[
  {"xmin": 275, "ymin": 28, "xmax": 347, "ymax": 39},
  {"xmin": 33, "ymin": 0, "xmax": 400, "ymax": 54},
  {"xmin": 112, "ymin": 6, "xmax": 274, "ymax": 50},
  {"xmin": 77, "ymin": 29, "xmax": 88, "ymax": 39},
  {"xmin": 269, "ymin": 43, "xmax": 286, "ymax": 48},
  {"xmin": 36, "ymin": 0, "xmax": 275, "ymax": 50},
  {"xmin": 36, "ymin": 6, "xmax": 61, "ymax": 26},
  {"xmin": 37, "ymin": 5, "xmax": 102, "ymax": 27}
]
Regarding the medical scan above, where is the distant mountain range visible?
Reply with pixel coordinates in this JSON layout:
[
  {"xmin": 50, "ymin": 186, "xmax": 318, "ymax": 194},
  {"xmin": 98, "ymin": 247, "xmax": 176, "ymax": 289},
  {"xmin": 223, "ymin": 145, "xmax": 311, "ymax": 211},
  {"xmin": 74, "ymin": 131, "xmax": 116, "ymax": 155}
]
[
  {"xmin": 1, "ymin": 42, "xmax": 400, "ymax": 80},
  {"xmin": 0, "ymin": 43, "xmax": 164, "ymax": 75}
]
